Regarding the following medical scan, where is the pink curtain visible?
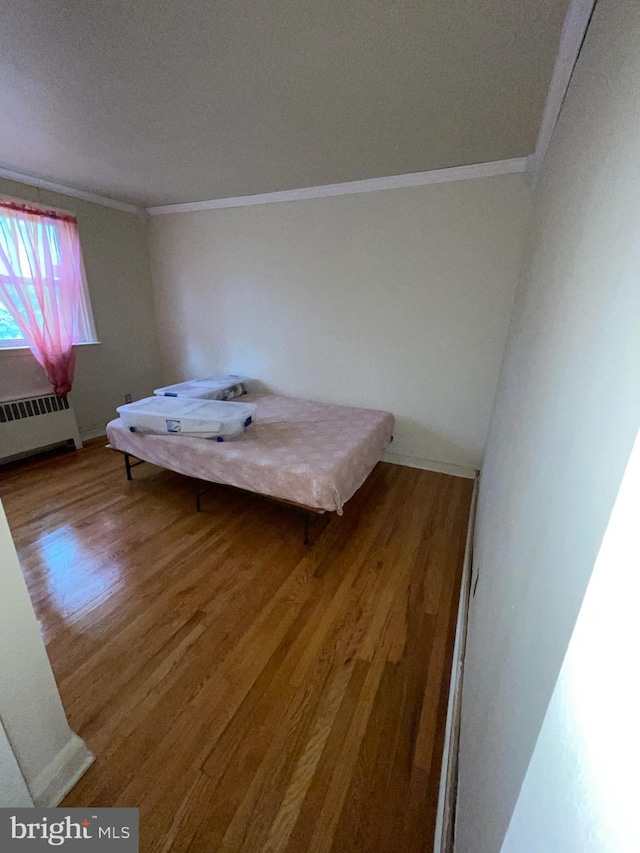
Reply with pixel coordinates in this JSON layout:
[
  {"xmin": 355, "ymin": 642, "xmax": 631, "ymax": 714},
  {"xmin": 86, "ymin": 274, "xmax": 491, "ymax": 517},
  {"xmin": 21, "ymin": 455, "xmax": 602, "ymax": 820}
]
[{"xmin": 0, "ymin": 202, "xmax": 84, "ymax": 396}]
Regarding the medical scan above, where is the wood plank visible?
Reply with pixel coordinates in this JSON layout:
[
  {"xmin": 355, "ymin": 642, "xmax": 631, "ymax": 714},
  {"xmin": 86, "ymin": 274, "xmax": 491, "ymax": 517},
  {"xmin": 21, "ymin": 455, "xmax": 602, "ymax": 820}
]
[{"xmin": 0, "ymin": 438, "xmax": 472, "ymax": 852}]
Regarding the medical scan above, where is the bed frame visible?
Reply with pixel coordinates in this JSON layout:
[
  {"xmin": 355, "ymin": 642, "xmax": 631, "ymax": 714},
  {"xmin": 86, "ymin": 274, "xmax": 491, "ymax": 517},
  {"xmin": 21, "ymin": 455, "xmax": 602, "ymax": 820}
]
[{"xmin": 112, "ymin": 446, "xmax": 326, "ymax": 544}]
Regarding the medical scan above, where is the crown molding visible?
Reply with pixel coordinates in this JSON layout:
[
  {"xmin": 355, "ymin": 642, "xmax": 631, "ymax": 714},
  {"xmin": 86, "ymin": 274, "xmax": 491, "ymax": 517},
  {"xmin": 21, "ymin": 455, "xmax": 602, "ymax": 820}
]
[
  {"xmin": 146, "ymin": 158, "xmax": 528, "ymax": 215},
  {"xmin": 527, "ymin": 0, "xmax": 597, "ymax": 182},
  {"xmin": 0, "ymin": 166, "xmax": 139, "ymax": 214}
]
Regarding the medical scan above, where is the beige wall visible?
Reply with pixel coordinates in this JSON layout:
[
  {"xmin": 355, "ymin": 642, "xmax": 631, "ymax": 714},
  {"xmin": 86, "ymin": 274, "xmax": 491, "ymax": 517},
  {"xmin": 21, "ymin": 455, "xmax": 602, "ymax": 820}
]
[
  {"xmin": 456, "ymin": 0, "xmax": 640, "ymax": 849},
  {"xmin": 149, "ymin": 175, "xmax": 530, "ymax": 472},
  {"xmin": 0, "ymin": 178, "xmax": 162, "ymax": 436}
]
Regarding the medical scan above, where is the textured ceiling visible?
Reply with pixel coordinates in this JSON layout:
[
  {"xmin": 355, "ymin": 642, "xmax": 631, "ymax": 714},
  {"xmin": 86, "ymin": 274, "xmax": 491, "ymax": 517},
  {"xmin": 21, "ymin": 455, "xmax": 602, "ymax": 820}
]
[{"xmin": 0, "ymin": 0, "xmax": 569, "ymax": 206}]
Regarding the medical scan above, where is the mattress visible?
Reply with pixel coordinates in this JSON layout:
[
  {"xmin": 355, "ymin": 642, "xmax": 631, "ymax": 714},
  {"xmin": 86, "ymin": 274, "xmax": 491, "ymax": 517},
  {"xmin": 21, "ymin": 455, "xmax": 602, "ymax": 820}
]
[{"xmin": 106, "ymin": 393, "xmax": 394, "ymax": 514}]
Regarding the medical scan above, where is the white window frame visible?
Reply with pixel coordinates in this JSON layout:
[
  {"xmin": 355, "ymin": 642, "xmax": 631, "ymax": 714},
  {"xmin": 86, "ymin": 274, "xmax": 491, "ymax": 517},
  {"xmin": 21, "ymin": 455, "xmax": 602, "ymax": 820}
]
[{"xmin": 0, "ymin": 195, "xmax": 99, "ymax": 350}]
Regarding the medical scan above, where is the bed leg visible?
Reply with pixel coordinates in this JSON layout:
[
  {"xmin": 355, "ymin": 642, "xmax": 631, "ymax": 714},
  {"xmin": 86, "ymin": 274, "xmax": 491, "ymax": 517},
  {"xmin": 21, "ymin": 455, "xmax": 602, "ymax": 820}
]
[
  {"xmin": 196, "ymin": 480, "xmax": 201, "ymax": 512},
  {"xmin": 124, "ymin": 453, "xmax": 132, "ymax": 481},
  {"xmin": 304, "ymin": 512, "xmax": 311, "ymax": 546}
]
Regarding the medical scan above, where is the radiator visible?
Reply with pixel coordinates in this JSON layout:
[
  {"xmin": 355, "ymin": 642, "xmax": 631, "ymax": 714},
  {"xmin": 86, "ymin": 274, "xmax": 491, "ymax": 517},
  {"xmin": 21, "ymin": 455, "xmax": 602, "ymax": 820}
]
[{"xmin": 0, "ymin": 394, "xmax": 82, "ymax": 463}]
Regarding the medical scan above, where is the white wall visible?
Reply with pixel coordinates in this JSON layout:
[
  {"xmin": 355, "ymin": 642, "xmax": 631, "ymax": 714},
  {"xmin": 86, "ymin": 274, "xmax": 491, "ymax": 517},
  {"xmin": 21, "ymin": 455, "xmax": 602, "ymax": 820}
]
[
  {"xmin": 0, "ymin": 720, "xmax": 33, "ymax": 807},
  {"xmin": 0, "ymin": 178, "xmax": 163, "ymax": 437},
  {"xmin": 0, "ymin": 500, "xmax": 93, "ymax": 805},
  {"xmin": 503, "ymin": 426, "xmax": 640, "ymax": 853},
  {"xmin": 456, "ymin": 1, "xmax": 640, "ymax": 849},
  {"xmin": 149, "ymin": 175, "xmax": 530, "ymax": 473}
]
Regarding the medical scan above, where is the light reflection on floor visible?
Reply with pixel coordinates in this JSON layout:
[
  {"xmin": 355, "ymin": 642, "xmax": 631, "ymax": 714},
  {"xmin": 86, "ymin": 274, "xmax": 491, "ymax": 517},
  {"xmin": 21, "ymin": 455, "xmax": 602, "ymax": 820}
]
[{"xmin": 31, "ymin": 524, "xmax": 124, "ymax": 640}]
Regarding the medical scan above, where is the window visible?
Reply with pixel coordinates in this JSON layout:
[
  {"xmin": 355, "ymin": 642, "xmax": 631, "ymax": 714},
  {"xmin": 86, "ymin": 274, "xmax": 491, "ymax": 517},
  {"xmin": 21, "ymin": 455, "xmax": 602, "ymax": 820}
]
[{"xmin": 0, "ymin": 200, "xmax": 97, "ymax": 349}]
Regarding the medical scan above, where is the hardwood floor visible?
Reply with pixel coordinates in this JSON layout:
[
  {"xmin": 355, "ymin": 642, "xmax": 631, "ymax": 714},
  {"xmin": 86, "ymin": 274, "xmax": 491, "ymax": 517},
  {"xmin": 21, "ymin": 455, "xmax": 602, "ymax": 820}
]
[{"xmin": 0, "ymin": 439, "xmax": 473, "ymax": 852}]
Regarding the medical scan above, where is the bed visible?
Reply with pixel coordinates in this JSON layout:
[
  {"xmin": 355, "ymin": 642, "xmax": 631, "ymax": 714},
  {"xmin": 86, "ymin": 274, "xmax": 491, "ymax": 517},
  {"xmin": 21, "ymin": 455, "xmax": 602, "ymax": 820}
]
[{"xmin": 106, "ymin": 393, "xmax": 394, "ymax": 537}]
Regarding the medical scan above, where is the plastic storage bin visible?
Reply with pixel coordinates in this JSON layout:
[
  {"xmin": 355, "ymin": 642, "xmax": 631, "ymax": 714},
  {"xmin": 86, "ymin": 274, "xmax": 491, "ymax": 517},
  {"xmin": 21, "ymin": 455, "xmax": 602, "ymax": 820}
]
[
  {"xmin": 154, "ymin": 375, "xmax": 249, "ymax": 401},
  {"xmin": 116, "ymin": 396, "xmax": 256, "ymax": 441}
]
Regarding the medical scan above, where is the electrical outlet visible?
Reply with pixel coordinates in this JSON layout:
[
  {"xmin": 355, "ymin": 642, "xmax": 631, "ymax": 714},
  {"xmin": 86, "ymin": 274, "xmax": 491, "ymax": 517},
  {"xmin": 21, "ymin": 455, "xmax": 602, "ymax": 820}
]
[{"xmin": 125, "ymin": 393, "xmax": 132, "ymax": 404}]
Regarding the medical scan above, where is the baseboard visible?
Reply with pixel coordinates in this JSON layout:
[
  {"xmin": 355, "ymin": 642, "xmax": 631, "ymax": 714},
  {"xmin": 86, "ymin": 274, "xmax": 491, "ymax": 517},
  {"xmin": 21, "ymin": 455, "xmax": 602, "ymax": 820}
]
[
  {"xmin": 29, "ymin": 733, "xmax": 94, "ymax": 807},
  {"xmin": 1, "ymin": 439, "xmax": 77, "ymax": 465},
  {"xmin": 433, "ymin": 473, "xmax": 479, "ymax": 853},
  {"xmin": 80, "ymin": 426, "xmax": 108, "ymax": 442},
  {"xmin": 383, "ymin": 450, "xmax": 477, "ymax": 480}
]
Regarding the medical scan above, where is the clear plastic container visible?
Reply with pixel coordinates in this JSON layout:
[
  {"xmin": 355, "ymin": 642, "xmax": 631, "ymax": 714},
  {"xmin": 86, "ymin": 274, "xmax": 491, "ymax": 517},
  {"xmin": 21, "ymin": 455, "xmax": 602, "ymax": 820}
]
[
  {"xmin": 116, "ymin": 396, "xmax": 255, "ymax": 441},
  {"xmin": 153, "ymin": 375, "xmax": 249, "ymax": 400}
]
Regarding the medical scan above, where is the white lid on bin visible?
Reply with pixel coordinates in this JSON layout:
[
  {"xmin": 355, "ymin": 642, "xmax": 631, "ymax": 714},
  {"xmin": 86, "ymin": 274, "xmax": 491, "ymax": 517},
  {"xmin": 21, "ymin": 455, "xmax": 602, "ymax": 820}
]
[
  {"xmin": 154, "ymin": 375, "xmax": 250, "ymax": 398},
  {"xmin": 116, "ymin": 396, "xmax": 256, "ymax": 440}
]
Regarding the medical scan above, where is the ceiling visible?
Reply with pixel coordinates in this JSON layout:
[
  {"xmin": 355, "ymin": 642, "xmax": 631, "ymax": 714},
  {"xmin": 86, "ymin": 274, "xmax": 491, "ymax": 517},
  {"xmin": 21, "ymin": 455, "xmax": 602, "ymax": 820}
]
[{"xmin": 0, "ymin": 0, "xmax": 569, "ymax": 207}]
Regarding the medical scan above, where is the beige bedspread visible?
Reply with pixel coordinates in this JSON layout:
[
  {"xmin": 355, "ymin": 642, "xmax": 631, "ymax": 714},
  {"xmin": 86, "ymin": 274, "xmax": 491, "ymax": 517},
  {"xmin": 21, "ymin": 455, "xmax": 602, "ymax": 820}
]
[{"xmin": 106, "ymin": 393, "xmax": 394, "ymax": 514}]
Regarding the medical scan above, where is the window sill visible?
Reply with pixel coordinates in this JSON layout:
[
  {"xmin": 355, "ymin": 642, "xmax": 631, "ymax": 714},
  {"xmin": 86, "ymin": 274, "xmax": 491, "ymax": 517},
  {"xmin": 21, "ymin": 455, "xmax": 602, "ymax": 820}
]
[{"xmin": 0, "ymin": 342, "xmax": 102, "ymax": 352}]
